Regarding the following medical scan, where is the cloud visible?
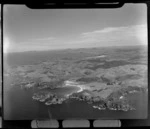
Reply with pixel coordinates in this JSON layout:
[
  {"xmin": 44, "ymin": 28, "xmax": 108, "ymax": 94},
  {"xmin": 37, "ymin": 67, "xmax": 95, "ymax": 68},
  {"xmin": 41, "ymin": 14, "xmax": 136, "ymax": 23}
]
[
  {"xmin": 80, "ymin": 24, "xmax": 147, "ymax": 46},
  {"xmin": 6, "ymin": 24, "xmax": 147, "ymax": 52},
  {"xmin": 82, "ymin": 27, "xmax": 120, "ymax": 36}
]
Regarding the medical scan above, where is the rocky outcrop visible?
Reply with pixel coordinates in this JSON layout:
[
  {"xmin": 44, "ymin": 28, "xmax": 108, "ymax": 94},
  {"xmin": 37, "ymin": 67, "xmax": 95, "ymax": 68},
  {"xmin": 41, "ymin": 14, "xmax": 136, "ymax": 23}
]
[{"xmin": 32, "ymin": 91, "xmax": 67, "ymax": 105}]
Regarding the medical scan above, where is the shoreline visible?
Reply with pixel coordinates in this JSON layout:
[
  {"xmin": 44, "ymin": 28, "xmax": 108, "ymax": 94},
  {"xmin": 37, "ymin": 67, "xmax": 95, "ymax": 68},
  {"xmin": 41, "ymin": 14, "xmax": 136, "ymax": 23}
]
[{"xmin": 63, "ymin": 80, "xmax": 85, "ymax": 97}]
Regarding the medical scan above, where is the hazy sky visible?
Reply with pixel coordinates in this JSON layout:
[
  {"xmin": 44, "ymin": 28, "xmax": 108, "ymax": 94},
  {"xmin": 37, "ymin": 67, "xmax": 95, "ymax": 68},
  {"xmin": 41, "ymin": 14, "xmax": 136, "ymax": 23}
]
[{"xmin": 4, "ymin": 4, "xmax": 147, "ymax": 53}]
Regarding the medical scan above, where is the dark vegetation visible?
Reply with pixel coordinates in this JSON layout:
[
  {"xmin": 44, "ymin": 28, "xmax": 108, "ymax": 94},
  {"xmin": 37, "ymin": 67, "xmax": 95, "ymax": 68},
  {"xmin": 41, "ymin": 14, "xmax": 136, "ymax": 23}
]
[
  {"xmin": 85, "ymin": 60, "xmax": 135, "ymax": 70},
  {"xmin": 76, "ymin": 77, "xmax": 101, "ymax": 83},
  {"xmin": 116, "ymin": 74, "xmax": 142, "ymax": 81},
  {"xmin": 107, "ymin": 86, "xmax": 146, "ymax": 101},
  {"xmin": 35, "ymin": 78, "xmax": 65, "ymax": 89}
]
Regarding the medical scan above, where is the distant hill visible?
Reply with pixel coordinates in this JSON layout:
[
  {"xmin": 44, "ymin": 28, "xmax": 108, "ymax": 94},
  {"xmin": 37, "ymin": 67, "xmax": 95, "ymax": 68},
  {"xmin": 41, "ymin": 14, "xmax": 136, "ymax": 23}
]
[{"xmin": 4, "ymin": 45, "xmax": 147, "ymax": 67}]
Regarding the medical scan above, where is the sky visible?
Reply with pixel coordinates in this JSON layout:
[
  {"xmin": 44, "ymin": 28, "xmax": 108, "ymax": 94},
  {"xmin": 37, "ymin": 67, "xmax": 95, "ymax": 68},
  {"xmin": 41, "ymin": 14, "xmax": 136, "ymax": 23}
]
[{"xmin": 3, "ymin": 4, "xmax": 147, "ymax": 53}]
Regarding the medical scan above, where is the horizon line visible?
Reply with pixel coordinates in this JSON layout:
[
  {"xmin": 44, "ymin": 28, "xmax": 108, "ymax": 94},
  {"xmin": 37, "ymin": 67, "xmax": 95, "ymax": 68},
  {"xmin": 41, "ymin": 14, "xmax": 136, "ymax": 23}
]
[{"xmin": 4, "ymin": 44, "xmax": 147, "ymax": 54}]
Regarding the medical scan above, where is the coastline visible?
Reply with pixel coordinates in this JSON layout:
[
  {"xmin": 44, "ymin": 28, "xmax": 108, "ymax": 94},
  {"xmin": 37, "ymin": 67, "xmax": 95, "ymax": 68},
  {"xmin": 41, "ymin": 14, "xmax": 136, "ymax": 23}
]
[{"xmin": 63, "ymin": 80, "xmax": 85, "ymax": 97}]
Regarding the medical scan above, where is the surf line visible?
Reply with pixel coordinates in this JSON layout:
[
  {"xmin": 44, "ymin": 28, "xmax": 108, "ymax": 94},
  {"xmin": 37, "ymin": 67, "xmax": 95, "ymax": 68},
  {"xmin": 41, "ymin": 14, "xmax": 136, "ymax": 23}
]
[{"xmin": 64, "ymin": 80, "xmax": 85, "ymax": 97}]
